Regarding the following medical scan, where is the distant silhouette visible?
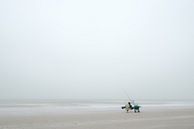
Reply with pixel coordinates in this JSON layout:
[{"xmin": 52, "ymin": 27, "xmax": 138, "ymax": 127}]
[{"xmin": 121, "ymin": 101, "xmax": 141, "ymax": 113}]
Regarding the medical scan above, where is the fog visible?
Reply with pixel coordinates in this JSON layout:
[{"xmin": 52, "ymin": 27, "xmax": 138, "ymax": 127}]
[{"xmin": 0, "ymin": 0, "xmax": 194, "ymax": 100}]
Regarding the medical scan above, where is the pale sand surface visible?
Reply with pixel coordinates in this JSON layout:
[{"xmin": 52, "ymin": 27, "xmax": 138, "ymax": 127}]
[{"xmin": 0, "ymin": 108, "xmax": 194, "ymax": 129}]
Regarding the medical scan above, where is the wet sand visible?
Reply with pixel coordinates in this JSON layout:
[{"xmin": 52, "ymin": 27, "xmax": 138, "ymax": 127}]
[{"xmin": 0, "ymin": 108, "xmax": 194, "ymax": 129}]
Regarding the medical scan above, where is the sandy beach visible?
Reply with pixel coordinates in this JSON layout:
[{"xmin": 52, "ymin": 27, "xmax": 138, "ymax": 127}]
[{"xmin": 0, "ymin": 107, "xmax": 194, "ymax": 129}]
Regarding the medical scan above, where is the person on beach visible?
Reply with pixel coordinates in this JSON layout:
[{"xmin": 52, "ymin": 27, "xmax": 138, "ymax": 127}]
[
  {"xmin": 125, "ymin": 102, "xmax": 133, "ymax": 113},
  {"xmin": 121, "ymin": 101, "xmax": 141, "ymax": 113}
]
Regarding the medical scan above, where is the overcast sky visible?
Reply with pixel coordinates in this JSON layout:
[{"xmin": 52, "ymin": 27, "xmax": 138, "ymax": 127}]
[{"xmin": 0, "ymin": 0, "xmax": 194, "ymax": 100}]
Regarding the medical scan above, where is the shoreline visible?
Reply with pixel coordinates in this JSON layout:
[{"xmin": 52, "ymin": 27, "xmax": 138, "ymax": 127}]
[{"xmin": 0, "ymin": 100, "xmax": 194, "ymax": 116}]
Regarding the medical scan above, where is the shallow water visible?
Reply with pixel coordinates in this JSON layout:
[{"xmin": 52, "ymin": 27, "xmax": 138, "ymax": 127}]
[{"xmin": 0, "ymin": 99, "xmax": 194, "ymax": 116}]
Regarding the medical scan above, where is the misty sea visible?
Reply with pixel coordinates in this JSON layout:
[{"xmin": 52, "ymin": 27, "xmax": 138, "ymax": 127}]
[{"xmin": 0, "ymin": 99, "xmax": 194, "ymax": 116}]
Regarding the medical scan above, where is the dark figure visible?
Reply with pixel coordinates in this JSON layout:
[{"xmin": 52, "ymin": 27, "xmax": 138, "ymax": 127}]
[
  {"xmin": 128, "ymin": 102, "xmax": 133, "ymax": 109},
  {"xmin": 121, "ymin": 102, "xmax": 133, "ymax": 112}
]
